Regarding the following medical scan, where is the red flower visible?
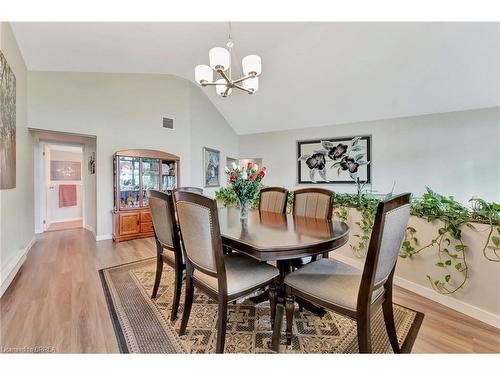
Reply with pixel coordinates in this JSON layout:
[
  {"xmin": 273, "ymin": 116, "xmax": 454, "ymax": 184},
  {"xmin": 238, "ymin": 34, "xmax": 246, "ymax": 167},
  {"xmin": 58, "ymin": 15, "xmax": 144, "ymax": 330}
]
[
  {"xmin": 248, "ymin": 174, "xmax": 254, "ymax": 182},
  {"xmin": 258, "ymin": 168, "xmax": 266, "ymax": 178}
]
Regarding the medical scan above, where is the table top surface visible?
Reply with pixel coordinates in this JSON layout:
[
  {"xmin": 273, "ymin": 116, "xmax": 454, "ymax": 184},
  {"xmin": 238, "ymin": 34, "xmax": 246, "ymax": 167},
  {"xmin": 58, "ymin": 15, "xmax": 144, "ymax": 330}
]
[{"xmin": 217, "ymin": 207, "xmax": 350, "ymax": 261}]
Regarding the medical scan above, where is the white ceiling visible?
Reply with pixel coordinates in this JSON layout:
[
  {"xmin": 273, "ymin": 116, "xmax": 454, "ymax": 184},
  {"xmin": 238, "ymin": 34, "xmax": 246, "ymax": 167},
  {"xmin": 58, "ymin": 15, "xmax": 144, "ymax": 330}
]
[{"xmin": 12, "ymin": 22, "xmax": 500, "ymax": 134}]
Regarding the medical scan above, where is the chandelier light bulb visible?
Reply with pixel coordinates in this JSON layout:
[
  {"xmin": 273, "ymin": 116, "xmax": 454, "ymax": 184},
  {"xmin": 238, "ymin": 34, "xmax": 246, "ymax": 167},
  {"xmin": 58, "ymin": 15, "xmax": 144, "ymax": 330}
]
[
  {"xmin": 242, "ymin": 55, "xmax": 262, "ymax": 76},
  {"xmin": 242, "ymin": 76, "xmax": 259, "ymax": 93},
  {"xmin": 194, "ymin": 65, "xmax": 213, "ymax": 85},
  {"xmin": 209, "ymin": 47, "xmax": 230, "ymax": 71}
]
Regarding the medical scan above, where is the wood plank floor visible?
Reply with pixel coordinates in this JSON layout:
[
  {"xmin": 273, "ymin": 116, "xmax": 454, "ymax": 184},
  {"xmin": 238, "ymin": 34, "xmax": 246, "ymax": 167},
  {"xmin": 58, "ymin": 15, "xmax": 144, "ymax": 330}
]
[
  {"xmin": 1, "ymin": 228, "xmax": 498, "ymax": 353},
  {"xmin": 46, "ymin": 219, "xmax": 83, "ymax": 232}
]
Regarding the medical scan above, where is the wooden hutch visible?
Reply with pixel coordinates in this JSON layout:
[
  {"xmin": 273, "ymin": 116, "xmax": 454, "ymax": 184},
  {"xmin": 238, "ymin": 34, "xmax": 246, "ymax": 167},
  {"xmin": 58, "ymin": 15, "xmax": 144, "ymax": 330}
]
[{"xmin": 112, "ymin": 149, "xmax": 180, "ymax": 242}]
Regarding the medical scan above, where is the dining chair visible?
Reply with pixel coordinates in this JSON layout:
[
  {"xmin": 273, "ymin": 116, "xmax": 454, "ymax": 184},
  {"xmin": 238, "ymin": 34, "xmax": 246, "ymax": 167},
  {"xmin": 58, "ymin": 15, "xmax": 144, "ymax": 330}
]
[
  {"xmin": 282, "ymin": 193, "xmax": 412, "ymax": 353},
  {"xmin": 259, "ymin": 187, "xmax": 289, "ymax": 214},
  {"xmin": 174, "ymin": 191, "xmax": 280, "ymax": 353},
  {"xmin": 174, "ymin": 186, "xmax": 203, "ymax": 194},
  {"xmin": 148, "ymin": 189, "xmax": 185, "ymax": 322},
  {"xmin": 292, "ymin": 187, "xmax": 334, "ymax": 265},
  {"xmin": 292, "ymin": 187, "xmax": 334, "ymax": 219}
]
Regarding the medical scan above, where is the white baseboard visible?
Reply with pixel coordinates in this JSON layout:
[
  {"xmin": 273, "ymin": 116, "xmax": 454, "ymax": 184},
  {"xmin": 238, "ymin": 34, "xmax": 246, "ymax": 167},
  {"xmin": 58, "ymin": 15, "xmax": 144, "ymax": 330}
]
[
  {"xmin": 331, "ymin": 253, "xmax": 500, "ymax": 329},
  {"xmin": 49, "ymin": 217, "xmax": 83, "ymax": 224},
  {"xmin": 0, "ymin": 237, "xmax": 37, "ymax": 298},
  {"xmin": 83, "ymin": 224, "xmax": 96, "ymax": 238},
  {"xmin": 96, "ymin": 234, "xmax": 113, "ymax": 241}
]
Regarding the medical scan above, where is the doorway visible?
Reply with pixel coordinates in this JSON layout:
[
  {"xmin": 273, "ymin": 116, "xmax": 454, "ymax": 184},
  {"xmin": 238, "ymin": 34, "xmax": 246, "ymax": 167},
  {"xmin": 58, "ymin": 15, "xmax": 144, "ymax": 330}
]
[
  {"xmin": 31, "ymin": 129, "xmax": 97, "ymax": 236},
  {"xmin": 44, "ymin": 144, "xmax": 84, "ymax": 232}
]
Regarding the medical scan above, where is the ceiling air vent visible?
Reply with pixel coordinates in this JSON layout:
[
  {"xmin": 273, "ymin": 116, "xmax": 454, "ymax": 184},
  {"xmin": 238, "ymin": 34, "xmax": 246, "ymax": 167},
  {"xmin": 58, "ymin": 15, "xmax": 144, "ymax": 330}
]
[{"xmin": 163, "ymin": 117, "xmax": 174, "ymax": 129}]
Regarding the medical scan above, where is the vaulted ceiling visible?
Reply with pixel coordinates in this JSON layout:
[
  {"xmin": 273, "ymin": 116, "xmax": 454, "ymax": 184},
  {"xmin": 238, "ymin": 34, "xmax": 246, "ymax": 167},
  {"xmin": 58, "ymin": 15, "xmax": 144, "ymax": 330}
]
[{"xmin": 11, "ymin": 22, "xmax": 500, "ymax": 134}]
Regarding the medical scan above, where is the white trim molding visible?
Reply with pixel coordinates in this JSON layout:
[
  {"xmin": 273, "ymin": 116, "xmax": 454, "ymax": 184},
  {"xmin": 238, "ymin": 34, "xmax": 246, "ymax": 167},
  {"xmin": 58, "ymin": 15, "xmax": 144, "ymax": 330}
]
[
  {"xmin": 0, "ymin": 237, "xmax": 37, "ymax": 298},
  {"xmin": 96, "ymin": 234, "xmax": 113, "ymax": 241},
  {"xmin": 331, "ymin": 253, "xmax": 500, "ymax": 329},
  {"xmin": 84, "ymin": 224, "xmax": 96, "ymax": 238},
  {"xmin": 49, "ymin": 217, "xmax": 83, "ymax": 224}
]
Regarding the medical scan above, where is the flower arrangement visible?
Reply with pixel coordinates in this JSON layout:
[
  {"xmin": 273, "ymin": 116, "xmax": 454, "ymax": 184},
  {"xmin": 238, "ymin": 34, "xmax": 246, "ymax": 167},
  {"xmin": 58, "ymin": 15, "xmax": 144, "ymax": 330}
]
[{"xmin": 225, "ymin": 162, "xmax": 266, "ymax": 218}]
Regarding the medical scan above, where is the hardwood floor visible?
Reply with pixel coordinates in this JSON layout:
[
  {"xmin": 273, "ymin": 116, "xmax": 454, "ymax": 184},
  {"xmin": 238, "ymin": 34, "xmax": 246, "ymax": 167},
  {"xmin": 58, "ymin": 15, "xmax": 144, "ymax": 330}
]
[
  {"xmin": 46, "ymin": 219, "xmax": 83, "ymax": 232},
  {"xmin": 1, "ymin": 228, "xmax": 498, "ymax": 353}
]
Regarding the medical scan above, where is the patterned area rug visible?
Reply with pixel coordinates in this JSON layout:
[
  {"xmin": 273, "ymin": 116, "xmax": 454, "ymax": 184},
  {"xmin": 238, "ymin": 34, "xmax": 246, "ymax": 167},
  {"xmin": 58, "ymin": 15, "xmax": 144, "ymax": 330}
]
[{"xmin": 100, "ymin": 258, "xmax": 424, "ymax": 354}]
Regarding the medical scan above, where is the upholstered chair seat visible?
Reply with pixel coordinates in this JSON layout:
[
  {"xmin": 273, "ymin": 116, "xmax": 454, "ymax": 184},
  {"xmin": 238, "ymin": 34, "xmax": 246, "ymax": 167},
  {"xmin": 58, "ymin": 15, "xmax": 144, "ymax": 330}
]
[
  {"xmin": 193, "ymin": 253, "xmax": 279, "ymax": 297},
  {"xmin": 284, "ymin": 258, "xmax": 384, "ymax": 311}
]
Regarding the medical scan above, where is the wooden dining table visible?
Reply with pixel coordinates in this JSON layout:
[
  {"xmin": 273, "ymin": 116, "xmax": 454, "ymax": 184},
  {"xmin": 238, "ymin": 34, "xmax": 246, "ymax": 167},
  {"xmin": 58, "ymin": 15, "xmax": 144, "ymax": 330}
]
[{"xmin": 217, "ymin": 207, "xmax": 350, "ymax": 351}]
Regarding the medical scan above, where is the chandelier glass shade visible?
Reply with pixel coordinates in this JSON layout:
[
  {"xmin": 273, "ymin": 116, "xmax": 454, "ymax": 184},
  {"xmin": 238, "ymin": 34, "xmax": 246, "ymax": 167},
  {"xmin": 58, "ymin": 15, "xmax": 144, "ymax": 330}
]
[{"xmin": 194, "ymin": 40, "xmax": 261, "ymax": 97}]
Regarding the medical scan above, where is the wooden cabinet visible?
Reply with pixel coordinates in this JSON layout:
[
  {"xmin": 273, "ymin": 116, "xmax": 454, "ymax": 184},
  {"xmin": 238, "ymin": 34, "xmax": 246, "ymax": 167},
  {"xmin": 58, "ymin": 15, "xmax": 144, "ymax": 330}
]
[{"xmin": 112, "ymin": 149, "xmax": 180, "ymax": 242}]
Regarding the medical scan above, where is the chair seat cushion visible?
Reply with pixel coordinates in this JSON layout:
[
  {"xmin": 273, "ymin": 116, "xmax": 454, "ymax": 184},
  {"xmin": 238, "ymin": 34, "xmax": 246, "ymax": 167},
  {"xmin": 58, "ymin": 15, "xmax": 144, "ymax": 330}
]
[
  {"xmin": 284, "ymin": 258, "xmax": 384, "ymax": 311},
  {"xmin": 193, "ymin": 253, "xmax": 279, "ymax": 297}
]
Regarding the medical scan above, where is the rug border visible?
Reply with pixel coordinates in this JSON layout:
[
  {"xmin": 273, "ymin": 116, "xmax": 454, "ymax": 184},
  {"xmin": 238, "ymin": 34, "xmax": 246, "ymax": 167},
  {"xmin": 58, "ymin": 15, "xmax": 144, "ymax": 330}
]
[
  {"xmin": 99, "ymin": 268, "xmax": 130, "ymax": 353},
  {"xmin": 99, "ymin": 258, "xmax": 425, "ymax": 354}
]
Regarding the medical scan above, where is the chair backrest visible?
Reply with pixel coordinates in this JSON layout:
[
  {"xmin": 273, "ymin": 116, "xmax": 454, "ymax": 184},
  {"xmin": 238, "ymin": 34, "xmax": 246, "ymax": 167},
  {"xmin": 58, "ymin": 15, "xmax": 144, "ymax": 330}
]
[
  {"xmin": 173, "ymin": 190, "xmax": 225, "ymax": 277},
  {"xmin": 174, "ymin": 186, "xmax": 204, "ymax": 194},
  {"xmin": 148, "ymin": 189, "xmax": 179, "ymax": 251},
  {"xmin": 358, "ymin": 193, "xmax": 411, "ymax": 307},
  {"xmin": 292, "ymin": 188, "xmax": 334, "ymax": 220},
  {"xmin": 259, "ymin": 187, "xmax": 289, "ymax": 214}
]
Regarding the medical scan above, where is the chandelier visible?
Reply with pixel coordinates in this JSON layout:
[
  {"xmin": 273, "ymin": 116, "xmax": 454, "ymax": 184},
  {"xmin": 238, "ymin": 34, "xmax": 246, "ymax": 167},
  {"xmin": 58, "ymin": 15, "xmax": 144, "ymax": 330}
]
[{"xmin": 194, "ymin": 27, "xmax": 262, "ymax": 97}]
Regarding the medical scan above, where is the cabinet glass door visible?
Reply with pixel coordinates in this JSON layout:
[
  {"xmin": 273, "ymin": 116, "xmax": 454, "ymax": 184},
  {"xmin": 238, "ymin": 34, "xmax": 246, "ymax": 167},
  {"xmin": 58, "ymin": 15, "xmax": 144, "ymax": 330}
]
[
  {"xmin": 141, "ymin": 158, "xmax": 160, "ymax": 206},
  {"xmin": 161, "ymin": 160, "xmax": 177, "ymax": 191},
  {"xmin": 119, "ymin": 156, "xmax": 140, "ymax": 209}
]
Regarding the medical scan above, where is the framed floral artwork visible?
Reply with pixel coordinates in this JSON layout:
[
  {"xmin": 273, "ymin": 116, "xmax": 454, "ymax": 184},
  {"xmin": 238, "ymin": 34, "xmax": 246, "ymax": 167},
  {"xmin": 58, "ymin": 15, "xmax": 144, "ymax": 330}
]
[
  {"xmin": 297, "ymin": 135, "xmax": 371, "ymax": 184},
  {"xmin": 203, "ymin": 147, "xmax": 220, "ymax": 187}
]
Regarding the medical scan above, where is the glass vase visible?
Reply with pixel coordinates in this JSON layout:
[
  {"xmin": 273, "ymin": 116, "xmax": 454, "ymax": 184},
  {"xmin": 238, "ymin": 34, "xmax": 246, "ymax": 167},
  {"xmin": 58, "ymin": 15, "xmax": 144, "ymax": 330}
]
[{"xmin": 239, "ymin": 197, "xmax": 249, "ymax": 219}]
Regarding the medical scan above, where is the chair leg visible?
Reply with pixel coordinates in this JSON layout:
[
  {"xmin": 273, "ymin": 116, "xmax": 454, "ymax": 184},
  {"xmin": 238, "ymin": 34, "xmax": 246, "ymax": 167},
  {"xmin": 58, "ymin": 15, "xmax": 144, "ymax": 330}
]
[
  {"xmin": 269, "ymin": 283, "xmax": 277, "ymax": 327},
  {"xmin": 170, "ymin": 260, "xmax": 183, "ymax": 322},
  {"xmin": 151, "ymin": 255, "xmax": 163, "ymax": 298},
  {"xmin": 356, "ymin": 312, "xmax": 372, "ymax": 353},
  {"xmin": 285, "ymin": 287, "xmax": 295, "ymax": 346},
  {"xmin": 216, "ymin": 296, "xmax": 228, "ymax": 354},
  {"xmin": 382, "ymin": 297, "xmax": 401, "ymax": 353},
  {"xmin": 179, "ymin": 274, "xmax": 194, "ymax": 336}
]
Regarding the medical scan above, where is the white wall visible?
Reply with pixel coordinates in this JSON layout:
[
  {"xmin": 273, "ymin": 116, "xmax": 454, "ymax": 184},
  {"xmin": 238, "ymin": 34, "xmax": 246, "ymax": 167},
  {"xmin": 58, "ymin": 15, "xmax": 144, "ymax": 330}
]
[
  {"xmin": 45, "ymin": 148, "xmax": 83, "ymax": 223},
  {"xmin": 239, "ymin": 108, "xmax": 500, "ymax": 203},
  {"xmin": 27, "ymin": 71, "xmax": 237, "ymax": 238},
  {"xmin": 189, "ymin": 84, "xmax": 239, "ymax": 197},
  {"xmin": 0, "ymin": 23, "xmax": 35, "ymax": 296}
]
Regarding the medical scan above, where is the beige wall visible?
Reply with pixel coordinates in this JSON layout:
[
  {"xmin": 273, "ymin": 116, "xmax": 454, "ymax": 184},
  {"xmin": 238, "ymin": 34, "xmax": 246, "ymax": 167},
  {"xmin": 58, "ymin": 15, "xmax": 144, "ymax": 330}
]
[
  {"xmin": 0, "ymin": 23, "xmax": 34, "ymax": 296},
  {"xmin": 239, "ymin": 107, "xmax": 500, "ymax": 204},
  {"xmin": 28, "ymin": 71, "xmax": 237, "ymax": 238},
  {"xmin": 189, "ymin": 84, "xmax": 238, "ymax": 197}
]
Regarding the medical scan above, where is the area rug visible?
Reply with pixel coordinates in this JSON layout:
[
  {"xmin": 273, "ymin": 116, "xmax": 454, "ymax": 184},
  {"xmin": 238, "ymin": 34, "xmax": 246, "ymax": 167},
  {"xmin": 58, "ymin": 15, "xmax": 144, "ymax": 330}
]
[{"xmin": 99, "ymin": 258, "xmax": 424, "ymax": 354}]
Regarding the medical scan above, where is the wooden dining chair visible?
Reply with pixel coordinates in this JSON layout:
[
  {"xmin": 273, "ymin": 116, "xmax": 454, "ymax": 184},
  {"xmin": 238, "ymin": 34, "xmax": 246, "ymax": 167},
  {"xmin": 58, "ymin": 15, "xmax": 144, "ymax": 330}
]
[
  {"xmin": 292, "ymin": 187, "xmax": 334, "ymax": 219},
  {"xmin": 259, "ymin": 187, "xmax": 289, "ymax": 214},
  {"xmin": 174, "ymin": 191, "xmax": 280, "ymax": 353},
  {"xmin": 292, "ymin": 188, "xmax": 334, "ymax": 265},
  {"xmin": 174, "ymin": 186, "xmax": 203, "ymax": 194},
  {"xmin": 282, "ymin": 193, "xmax": 412, "ymax": 353},
  {"xmin": 148, "ymin": 189, "xmax": 185, "ymax": 322}
]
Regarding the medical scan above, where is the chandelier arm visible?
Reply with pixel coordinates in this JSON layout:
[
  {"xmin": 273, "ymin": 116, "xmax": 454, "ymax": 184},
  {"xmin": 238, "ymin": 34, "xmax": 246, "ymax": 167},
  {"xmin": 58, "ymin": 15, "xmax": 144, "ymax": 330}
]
[
  {"xmin": 223, "ymin": 86, "xmax": 231, "ymax": 96},
  {"xmin": 203, "ymin": 81, "xmax": 227, "ymax": 86},
  {"xmin": 234, "ymin": 85, "xmax": 253, "ymax": 94},
  {"xmin": 217, "ymin": 69, "xmax": 231, "ymax": 84},
  {"xmin": 232, "ymin": 74, "xmax": 254, "ymax": 85}
]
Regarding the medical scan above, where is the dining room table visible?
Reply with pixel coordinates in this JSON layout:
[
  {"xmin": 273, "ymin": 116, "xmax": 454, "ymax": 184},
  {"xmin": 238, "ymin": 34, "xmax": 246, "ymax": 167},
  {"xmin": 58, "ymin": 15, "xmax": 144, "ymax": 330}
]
[{"xmin": 217, "ymin": 206, "xmax": 350, "ymax": 351}]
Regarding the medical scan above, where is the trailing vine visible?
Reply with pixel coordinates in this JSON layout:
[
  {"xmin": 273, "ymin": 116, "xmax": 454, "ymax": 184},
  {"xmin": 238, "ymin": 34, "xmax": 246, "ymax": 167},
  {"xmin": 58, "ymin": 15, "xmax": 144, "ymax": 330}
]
[{"xmin": 215, "ymin": 185, "xmax": 499, "ymax": 294}]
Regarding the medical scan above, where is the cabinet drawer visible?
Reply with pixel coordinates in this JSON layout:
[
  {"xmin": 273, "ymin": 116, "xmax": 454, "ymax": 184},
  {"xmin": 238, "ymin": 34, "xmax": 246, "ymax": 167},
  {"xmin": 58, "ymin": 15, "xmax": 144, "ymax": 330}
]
[
  {"xmin": 141, "ymin": 222, "xmax": 154, "ymax": 233},
  {"xmin": 141, "ymin": 211, "xmax": 152, "ymax": 222},
  {"xmin": 119, "ymin": 213, "xmax": 140, "ymax": 235}
]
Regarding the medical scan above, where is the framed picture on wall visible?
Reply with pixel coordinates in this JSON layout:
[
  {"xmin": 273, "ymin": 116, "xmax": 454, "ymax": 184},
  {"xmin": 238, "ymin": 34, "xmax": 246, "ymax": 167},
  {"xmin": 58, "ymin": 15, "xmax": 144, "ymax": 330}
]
[
  {"xmin": 297, "ymin": 135, "xmax": 371, "ymax": 184},
  {"xmin": 0, "ymin": 51, "xmax": 17, "ymax": 189},
  {"xmin": 203, "ymin": 147, "xmax": 220, "ymax": 187}
]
